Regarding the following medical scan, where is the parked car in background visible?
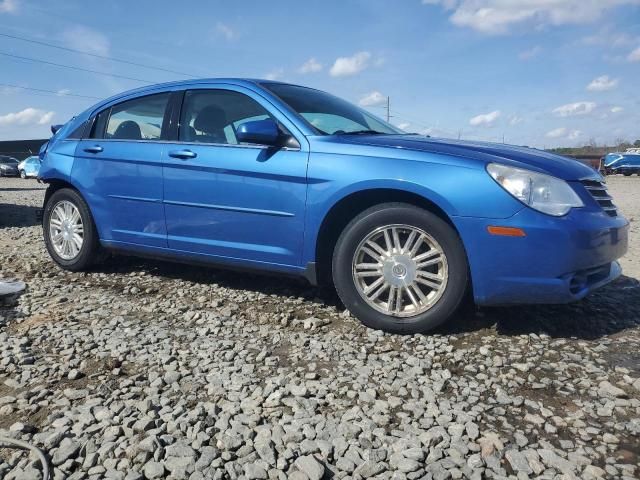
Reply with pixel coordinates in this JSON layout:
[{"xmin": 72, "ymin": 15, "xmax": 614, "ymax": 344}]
[
  {"xmin": 17, "ymin": 155, "xmax": 41, "ymax": 178},
  {"xmin": 37, "ymin": 79, "xmax": 629, "ymax": 334},
  {"xmin": 603, "ymin": 148, "xmax": 640, "ymax": 176},
  {"xmin": 0, "ymin": 155, "xmax": 20, "ymax": 177}
]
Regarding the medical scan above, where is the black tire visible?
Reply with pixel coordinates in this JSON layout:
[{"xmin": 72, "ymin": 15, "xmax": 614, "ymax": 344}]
[
  {"xmin": 43, "ymin": 188, "xmax": 103, "ymax": 271},
  {"xmin": 20, "ymin": 170, "xmax": 26, "ymax": 179},
  {"xmin": 623, "ymin": 171, "xmax": 632, "ymax": 176},
  {"xmin": 332, "ymin": 203, "xmax": 468, "ymax": 334}
]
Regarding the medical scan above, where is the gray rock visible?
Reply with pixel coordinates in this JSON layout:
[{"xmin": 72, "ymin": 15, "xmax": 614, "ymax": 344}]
[
  {"xmin": 294, "ymin": 455, "xmax": 324, "ymax": 480},
  {"xmin": 52, "ymin": 438, "xmax": 81, "ymax": 466},
  {"xmin": 143, "ymin": 461, "xmax": 164, "ymax": 479}
]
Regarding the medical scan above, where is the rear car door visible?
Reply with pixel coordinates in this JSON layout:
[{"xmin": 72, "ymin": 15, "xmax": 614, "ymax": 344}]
[
  {"xmin": 162, "ymin": 87, "xmax": 308, "ymax": 268},
  {"xmin": 73, "ymin": 92, "xmax": 171, "ymax": 248}
]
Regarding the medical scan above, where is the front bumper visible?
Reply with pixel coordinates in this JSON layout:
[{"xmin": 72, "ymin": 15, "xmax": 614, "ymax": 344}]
[{"xmin": 453, "ymin": 207, "xmax": 629, "ymax": 305}]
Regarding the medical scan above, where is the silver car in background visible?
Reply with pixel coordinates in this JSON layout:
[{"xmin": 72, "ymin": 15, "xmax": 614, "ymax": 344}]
[{"xmin": 0, "ymin": 156, "xmax": 20, "ymax": 177}]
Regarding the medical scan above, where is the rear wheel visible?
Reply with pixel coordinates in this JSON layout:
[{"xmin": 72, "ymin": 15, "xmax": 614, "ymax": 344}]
[
  {"xmin": 332, "ymin": 203, "xmax": 468, "ymax": 334},
  {"xmin": 43, "ymin": 188, "xmax": 103, "ymax": 271},
  {"xmin": 623, "ymin": 171, "xmax": 632, "ymax": 176}
]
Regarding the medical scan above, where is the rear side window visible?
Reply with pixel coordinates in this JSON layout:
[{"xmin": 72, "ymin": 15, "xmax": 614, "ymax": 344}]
[
  {"xmin": 92, "ymin": 93, "xmax": 170, "ymax": 141},
  {"xmin": 67, "ymin": 121, "xmax": 86, "ymax": 139},
  {"xmin": 89, "ymin": 109, "xmax": 110, "ymax": 139},
  {"xmin": 179, "ymin": 89, "xmax": 272, "ymax": 145}
]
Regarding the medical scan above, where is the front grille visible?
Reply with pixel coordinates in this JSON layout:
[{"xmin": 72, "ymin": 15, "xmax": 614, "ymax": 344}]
[{"xmin": 581, "ymin": 179, "xmax": 617, "ymax": 216}]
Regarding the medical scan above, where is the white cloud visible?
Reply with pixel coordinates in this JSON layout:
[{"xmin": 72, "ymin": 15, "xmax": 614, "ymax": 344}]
[
  {"xmin": 265, "ymin": 68, "xmax": 284, "ymax": 81},
  {"xmin": 358, "ymin": 91, "xmax": 386, "ymax": 107},
  {"xmin": 582, "ymin": 29, "xmax": 639, "ymax": 48},
  {"xmin": 586, "ymin": 75, "xmax": 618, "ymax": 91},
  {"xmin": 567, "ymin": 129, "xmax": 582, "ymax": 140},
  {"xmin": 330, "ymin": 51, "xmax": 372, "ymax": 77},
  {"xmin": 422, "ymin": 0, "xmax": 458, "ymax": 8},
  {"xmin": 469, "ymin": 110, "xmax": 501, "ymax": 127},
  {"xmin": 215, "ymin": 22, "xmax": 237, "ymax": 41},
  {"xmin": 546, "ymin": 127, "xmax": 567, "ymax": 138},
  {"xmin": 611, "ymin": 106, "xmax": 624, "ymax": 113},
  {"xmin": 0, "ymin": 0, "xmax": 17, "ymax": 13},
  {"xmin": 518, "ymin": 46, "xmax": 541, "ymax": 60},
  {"xmin": 552, "ymin": 101, "xmax": 596, "ymax": 117},
  {"xmin": 508, "ymin": 115, "xmax": 523, "ymax": 126},
  {"xmin": 396, "ymin": 122, "xmax": 411, "ymax": 130},
  {"xmin": 424, "ymin": 1, "xmax": 640, "ymax": 35},
  {"xmin": 629, "ymin": 46, "xmax": 640, "ymax": 62},
  {"xmin": 298, "ymin": 57, "xmax": 323, "ymax": 74},
  {"xmin": 61, "ymin": 25, "xmax": 110, "ymax": 56},
  {"xmin": 56, "ymin": 89, "xmax": 72, "ymax": 96},
  {"xmin": 545, "ymin": 127, "xmax": 582, "ymax": 140},
  {"xmin": 0, "ymin": 108, "xmax": 54, "ymax": 127}
]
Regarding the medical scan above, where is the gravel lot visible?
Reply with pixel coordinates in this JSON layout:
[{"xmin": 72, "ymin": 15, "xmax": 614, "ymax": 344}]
[{"xmin": 0, "ymin": 175, "xmax": 638, "ymax": 480}]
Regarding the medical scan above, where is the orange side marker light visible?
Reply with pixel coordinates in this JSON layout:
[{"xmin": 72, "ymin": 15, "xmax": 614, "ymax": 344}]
[{"xmin": 487, "ymin": 226, "xmax": 526, "ymax": 237}]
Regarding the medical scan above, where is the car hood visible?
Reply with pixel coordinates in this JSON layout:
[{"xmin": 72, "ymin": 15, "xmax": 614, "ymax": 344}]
[{"xmin": 333, "ymin": 135, "xmax": 597, "ymax": 181}]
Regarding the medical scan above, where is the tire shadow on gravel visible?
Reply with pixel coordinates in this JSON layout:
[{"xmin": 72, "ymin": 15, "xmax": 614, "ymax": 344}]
[
  {"xmin": 91, "ymin": 256, "xmax": 640, "ymax": 340},
  {"xmin": 0, "ymin": 203, "xmax": 41, "ymax": 228},
  {"xmin": 93, "ymin": 254, "xmax": 343, "ymax": 307},
  {"xmin": 471, "ymin": 275, "xmax": 640, "ymax": 340}
]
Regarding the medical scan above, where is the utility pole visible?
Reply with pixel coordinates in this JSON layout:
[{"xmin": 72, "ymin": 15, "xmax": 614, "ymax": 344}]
[{"xmin": 386, "ymin": 96, "xmax": 390, "ymax": 123}]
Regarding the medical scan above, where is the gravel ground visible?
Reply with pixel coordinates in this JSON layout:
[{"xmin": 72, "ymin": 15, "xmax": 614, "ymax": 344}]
[{"xmin": 0, "ymin": 175, "xmax": 638, "ymax": 480}]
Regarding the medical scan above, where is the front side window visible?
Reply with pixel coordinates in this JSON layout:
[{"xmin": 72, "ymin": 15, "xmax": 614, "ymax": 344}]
[
  {"xmin": 179, "ymin": 90, "xmax": 273, "ymax": 145},
  {"xmin": 262, "ymin": 83, "xmax": 402, "ymax": 135},
  {"xmin": 103, "ymin": 93, "xmax": 170, "ymax": 141}
]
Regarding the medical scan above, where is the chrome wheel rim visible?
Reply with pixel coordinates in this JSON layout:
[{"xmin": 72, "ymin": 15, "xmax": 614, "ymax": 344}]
[
  {"xmin": 352, "ymin": 224, "xmax": 448, "ymax": 318},
  {"xmin": 49, "ymin": 200, "xmax": 84, "ymax": 260}
]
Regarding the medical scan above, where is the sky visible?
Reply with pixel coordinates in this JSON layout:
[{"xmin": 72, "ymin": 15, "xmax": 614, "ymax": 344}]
[{"xmin": 0, "ymin": 0, "xmax": 639, "ymax": 147}]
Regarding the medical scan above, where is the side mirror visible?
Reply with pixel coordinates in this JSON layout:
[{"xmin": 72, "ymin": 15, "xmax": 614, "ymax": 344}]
[
  {"xmin": 51, "ymin": 124, "xmax": 63, "ymax": 135},
  {"xmin": 236, "ymin": 119, "xmax": 280, "ymax": 146}
]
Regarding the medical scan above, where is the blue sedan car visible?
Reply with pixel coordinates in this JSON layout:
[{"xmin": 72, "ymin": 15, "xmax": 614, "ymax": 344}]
[{"xmin": 38, "ymin": 79, "xmax": 629, "ymax": 333}]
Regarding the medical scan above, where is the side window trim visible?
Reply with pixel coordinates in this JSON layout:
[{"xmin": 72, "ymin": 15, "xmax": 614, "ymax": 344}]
[
  {"xmin": 165, "ymin": 90, "xmax": 185, "ymax": 142},
  {"xmin": 87, "ymin": 107, "xmax": 111, "ymax": 140}
]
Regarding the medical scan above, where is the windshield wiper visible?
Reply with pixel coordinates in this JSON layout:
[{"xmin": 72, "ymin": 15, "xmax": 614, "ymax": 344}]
[{"xmin": 338, "ymin": 129, "xmax": 388, "ymax": 135}]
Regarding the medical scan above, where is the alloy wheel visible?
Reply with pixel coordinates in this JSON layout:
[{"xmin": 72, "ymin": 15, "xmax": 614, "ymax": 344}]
[
  {"xmin": 49, "ymin": 200, "xmax": 84, "ymax": 260},
  {"xmin": 352, "ymin": 224, "xmax": 448, "ymax": 317}
]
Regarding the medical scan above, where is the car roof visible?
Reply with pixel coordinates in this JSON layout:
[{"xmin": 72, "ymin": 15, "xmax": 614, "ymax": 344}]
[{"xmin": 98, "ymin": 78, "xmax": 303, "ymax": 103}]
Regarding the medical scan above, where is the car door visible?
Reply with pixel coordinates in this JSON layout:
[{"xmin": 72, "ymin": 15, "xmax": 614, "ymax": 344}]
[
  {"xmin": 162, "ymin": 86, "xmax": 308, "ymax": 268},
  {"xmin": 73, "ymin": 92, "xmax": 171, "ymax": 248}
]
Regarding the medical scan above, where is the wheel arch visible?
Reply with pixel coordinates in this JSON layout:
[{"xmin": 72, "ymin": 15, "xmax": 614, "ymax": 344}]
[
  {"xmin": 42, "ymin": 178, "xmax": 83, "ymax": 207},
  {"xmin": 313, "ymin": 187, "xmax": 464, "ymax": 286}
]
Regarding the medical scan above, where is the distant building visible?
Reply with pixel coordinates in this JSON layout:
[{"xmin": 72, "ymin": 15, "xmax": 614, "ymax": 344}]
[{"xmin": 0, "ymin": 139, "xmax": 48, "ymax": 161}]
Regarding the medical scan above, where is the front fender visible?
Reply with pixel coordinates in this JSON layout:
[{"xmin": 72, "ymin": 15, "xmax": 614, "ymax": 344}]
[{"xmin": 302, "ymin": 151, "xmax": 524, "ymax": 265}]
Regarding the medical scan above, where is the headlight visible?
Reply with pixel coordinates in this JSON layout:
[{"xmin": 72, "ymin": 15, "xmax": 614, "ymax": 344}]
[{"xmin": 487, "ymin": 163, "xmax": 583, "ymax": 216}]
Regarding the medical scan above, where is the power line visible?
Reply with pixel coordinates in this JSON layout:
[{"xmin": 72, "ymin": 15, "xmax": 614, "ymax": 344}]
[
  {"xmin": 0, "ymin": 32, "xmax": 197, "ymax": 78},
  {"xmin": 0, "ymin": 51, "xmax": 154, "ymax": 83},
  {"xmin": 0, "ymin": 83, "xmax": 101, "ymax": 100}
]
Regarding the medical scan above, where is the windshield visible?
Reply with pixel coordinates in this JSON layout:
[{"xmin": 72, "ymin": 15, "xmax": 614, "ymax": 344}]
[
  {"xmin": 0, "ymin": 157, "xmax": 18, "ymax": 164},
  {"xmin": 263, "ymin": 83, "xmax": 403, "ymax": 136}
]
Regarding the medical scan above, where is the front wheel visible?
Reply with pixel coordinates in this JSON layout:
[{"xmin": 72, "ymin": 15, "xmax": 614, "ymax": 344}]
[
  {"xmin": 20, "ymin": 170, "xmax": 26, "ymax": 179},
  {"xmin": 332, "ymin": 203, "xmax": 468, "ymax": 334},
  {"xmin": 43, "ymin": 188, "xmax": 103, "ymax": 271}
]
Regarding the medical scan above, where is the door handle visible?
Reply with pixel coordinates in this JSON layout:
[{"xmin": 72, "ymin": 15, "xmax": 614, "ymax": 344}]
[
  {"xmin": 83, "ymin": 145, "xmax": 103, "ymax": 154},
  {"xmin": 169, "ymin": 149, "xmax": 197, "ymax": 160}
]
